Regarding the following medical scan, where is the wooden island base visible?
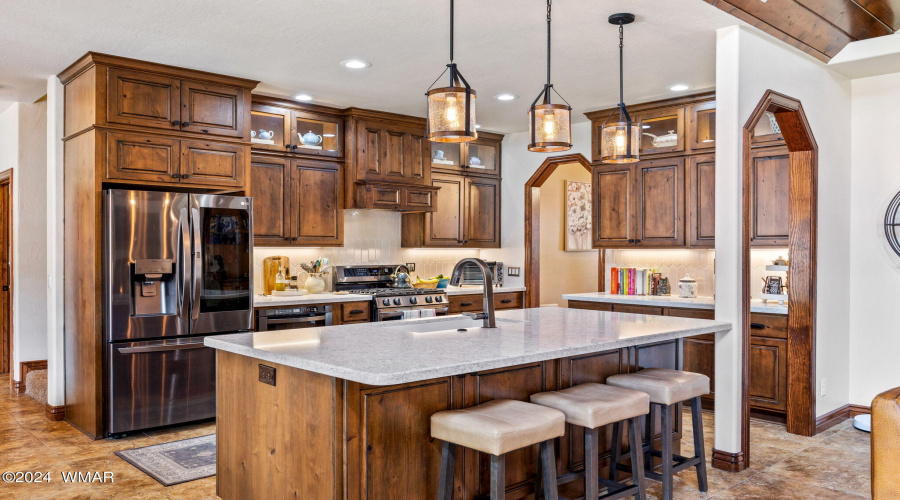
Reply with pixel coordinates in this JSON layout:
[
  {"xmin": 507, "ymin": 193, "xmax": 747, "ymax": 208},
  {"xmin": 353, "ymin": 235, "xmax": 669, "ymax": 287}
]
[{"xmin": 216, "ymin": 340, "xmax": 684, "ymax": 500}]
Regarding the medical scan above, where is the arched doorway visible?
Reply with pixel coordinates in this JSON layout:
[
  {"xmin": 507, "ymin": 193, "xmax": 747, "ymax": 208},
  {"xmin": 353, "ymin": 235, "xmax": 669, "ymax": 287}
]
[{"xmin": 524, "ymin": 153, "xmax": 598, "ymax": 308}]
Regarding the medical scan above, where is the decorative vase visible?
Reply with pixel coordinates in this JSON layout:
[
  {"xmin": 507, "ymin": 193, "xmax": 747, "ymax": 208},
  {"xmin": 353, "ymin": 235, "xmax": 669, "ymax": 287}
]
[{"xmin": 304, "ymin": 272, "xmax": 326, "ymax": 294}]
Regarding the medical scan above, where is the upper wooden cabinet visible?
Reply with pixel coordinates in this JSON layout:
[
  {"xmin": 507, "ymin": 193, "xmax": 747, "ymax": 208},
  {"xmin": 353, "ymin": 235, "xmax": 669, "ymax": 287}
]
[
  {"xmin": 402, "ymin": 174, "xmax": 501, "ymax": 248},
  {"xmin": 249, "ymin": 155, "xmax": 343, "ymax": 247},
  {"xmin": 688, "ymin": 101, "xmax": 716, "ymax": 151},
  {"xmin": 592, "ymin": 158, "xmax": 685, "ymax": 248},
  {"xmin": 344, "ymin": 108, "xmax": 438, "ymax": 212},
  {"xmin": 635, "ymin": 106, "xmax": 686, "ymax": 156},
  {"xmin": 430, "ymin": 133, "xmax": 502, "ymax": 177},
  {"xmin": 107, "ymin": 67, "xmax": 248, "ymax": 139},
  {"xmin": 249, "ymin": 97, "xmax": 344, "ymax": 158},
  {"xmin": 750, "ymin": 146, "xmax": 790, "ymax": 246},
  {"xmin": 687, "ymin": 154, "xmax": 716, "ymax": 247}
]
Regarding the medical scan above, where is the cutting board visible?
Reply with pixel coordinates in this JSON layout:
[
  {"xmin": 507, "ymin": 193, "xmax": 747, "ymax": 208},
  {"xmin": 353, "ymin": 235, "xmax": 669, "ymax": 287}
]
[{"xmin": 262, "ymin": 256, "xmax": 290, "ymax": 295}]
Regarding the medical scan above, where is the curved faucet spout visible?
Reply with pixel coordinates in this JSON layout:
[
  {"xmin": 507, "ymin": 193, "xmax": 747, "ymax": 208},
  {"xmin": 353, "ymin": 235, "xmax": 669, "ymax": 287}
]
[{"xmin": 450, "ymin": 258, "xmax": 497, "ymax": 328}]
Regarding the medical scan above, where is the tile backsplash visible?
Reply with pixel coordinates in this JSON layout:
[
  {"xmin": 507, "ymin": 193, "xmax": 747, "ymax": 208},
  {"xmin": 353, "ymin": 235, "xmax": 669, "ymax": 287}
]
[
  {"xmin": 605, "ymin": 247, "xmax": 790, "ymax": 299},
  {"xmin": 253, "ymin": 210, "xmax": 480, "ymax": 292}
]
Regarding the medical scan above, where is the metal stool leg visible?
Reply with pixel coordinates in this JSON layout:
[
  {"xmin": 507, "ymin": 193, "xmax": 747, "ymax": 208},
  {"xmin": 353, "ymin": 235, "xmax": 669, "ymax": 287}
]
[
  {"xmin": 628, "ymin": 416, "xmax": 647, "ymax": 500},
  {"xmin": 437, "ymin": 441, "xmax": 456, "ymax": 500},
  {"xmin": 609, "ymin": 421, "xmax": 622, "ymax": 481},
  {"xmin": 585, "ymin": 427, "xmax": 600, "ymax": 500},
  {"xmin": 490, "ymin": 454, "xmax": 506, "ymax": 500},
  {"xmin": 540, "ymin": 439, "xmax": 560, "ymax": 500},
  {"xmin": 690, "ymin": 397, "xmax": 709, "ymax": 493},
  {"xmin": 660, "ymin": 404, "xmax": 674, "ymax": 500},
  {"xmin": 645, "ymin": 404, "xmax": 655, "ymax": 470}
]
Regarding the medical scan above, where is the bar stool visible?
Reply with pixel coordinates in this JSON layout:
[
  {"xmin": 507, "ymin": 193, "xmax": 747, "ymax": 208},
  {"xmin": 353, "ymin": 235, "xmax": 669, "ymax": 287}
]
[
  {"xmin": 431, "ymin": 399, "xmax": 566, "ymax": 500},
  {"xmin": 606, "ymin": 368, "xmax": 710, "ymax": 500},
  {"xmin": 531, "ymin": 383, "xmax": 650, "ymax": 500}
]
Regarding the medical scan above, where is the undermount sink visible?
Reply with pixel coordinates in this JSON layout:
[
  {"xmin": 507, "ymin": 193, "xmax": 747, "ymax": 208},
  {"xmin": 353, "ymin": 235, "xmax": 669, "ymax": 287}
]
[{"xmin": 389, "ymin": 317, "xmax": 518, "ymax": 335}]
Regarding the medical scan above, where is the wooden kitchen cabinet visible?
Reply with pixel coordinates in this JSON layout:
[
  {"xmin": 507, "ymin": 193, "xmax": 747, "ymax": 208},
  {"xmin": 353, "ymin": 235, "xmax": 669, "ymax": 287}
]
[
  {"xmin": 592, "ymin": 158, "xmax": 684, "ymax": 248},
  {"xmin": 107, "ymin": 67, "xmax": 248, "ymax": 139},
  {"xmin": 249, "ymin": 98, "xmax": 344, "ymax": 158},
  {"xmin": 687, "ymin": 154, "xmax": 716, "ymax": 247},
  {"xmin": 402, "ymin": 174, "xmax": 500, "ymax": 248},
  {"xmin": 688, "ymin": 101, "xmax": 716, "ymax": 150},
  {"xmin": 634, "ymin": 106, "xmax": 686, "ymax": 156},
  {"xmin": 447, "ymin": 291, "xmax": 525, "ymax": 314},
  {"xmin": 750, "ymin": 146, "xmax": 790, "ymax": 246},
  {"xmin": 180, "ymin": 139, "xmax": 246, "ymax": 188},
  {"xmin": 430, "ymin": 132, "xmax": 502, "ymax": 177},
  {"xmin": 249, "ymin": 155, "xmax": 342, "ymax": 246}
]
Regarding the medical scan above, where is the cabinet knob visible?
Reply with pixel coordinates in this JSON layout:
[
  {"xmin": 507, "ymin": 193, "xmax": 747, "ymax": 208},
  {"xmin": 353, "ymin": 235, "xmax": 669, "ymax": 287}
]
[
  {"xmin": 292, "ymin": 237, "xmax": 298, "ymax": 241},
  {"xmin": 182, "ymin": 174, "xmax": 190, "ymax": 179},
  {"xmin": 182, "ymin": 121, "xmax": 190, "ymax": 127},
  {"xmin": 171, "ymin": 173, "xmax": 179, "ymax": 178},
  {"xmin": 172, "ymin": 120, "xmax": 181, "ymax": 126},
  {"xmin": 284, "ymin": 237, "xmax": 290, "ymax": 241},
  {"xmin": 201, "ymin": 129, "xmax": 209, "ymax": 133}
]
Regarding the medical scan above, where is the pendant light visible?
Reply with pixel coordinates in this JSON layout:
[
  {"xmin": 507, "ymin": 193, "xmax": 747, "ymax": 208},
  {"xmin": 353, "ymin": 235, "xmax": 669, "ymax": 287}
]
[
  {"xmin": 426, "ymin": 0, "xmax": 477, "ymax": 143},
  {"xmin": 599, "ymin": 13, "xmax": 640, "ymax": 163},
  {"xmin": 528, "ymin": 0, "xmax": 572, "ymax": 152}
]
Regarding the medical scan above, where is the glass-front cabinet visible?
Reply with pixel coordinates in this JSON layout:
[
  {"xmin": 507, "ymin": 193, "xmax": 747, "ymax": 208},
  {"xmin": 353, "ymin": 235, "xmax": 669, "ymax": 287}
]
[
  {"xmin": 634, "ymin": 106, "xmax": 685, "ymax": 155},
  {"xmin": 689, "ymin": 101, "xmax": 716, "ymax": 150},
  {"xmin": 430, "ymin": 133, "xmax": 501, "ymax": 177},
  {"xmin": 250, "ymin": 99, "xmax": 343, "ymax": 158}
]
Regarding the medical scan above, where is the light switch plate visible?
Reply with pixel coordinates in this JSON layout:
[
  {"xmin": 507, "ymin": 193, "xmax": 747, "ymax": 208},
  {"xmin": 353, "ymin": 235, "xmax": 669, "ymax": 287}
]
[
  {"xmin": 508, "ymin": 267, "xmax": 521, "ymax": 277},
  {"xmin": 405, "ymin": 263, "xmax": 416, "ymax": 272}
]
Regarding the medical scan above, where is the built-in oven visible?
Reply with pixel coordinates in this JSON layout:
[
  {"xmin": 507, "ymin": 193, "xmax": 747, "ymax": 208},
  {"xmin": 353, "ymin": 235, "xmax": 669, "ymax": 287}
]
[
  {"xmin": 256, "ymin": 305, "xmax": 333, "ymax": 331},
  {"xmin": 452, "ymin": 261, "xmax": 504, "ymax": 286}
]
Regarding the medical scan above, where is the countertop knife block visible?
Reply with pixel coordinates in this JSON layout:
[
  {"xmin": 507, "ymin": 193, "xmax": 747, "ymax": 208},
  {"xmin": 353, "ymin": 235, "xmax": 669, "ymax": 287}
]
[{"xmin": 262, "ymin": 256, "xmax": 290, "ymax": 295}]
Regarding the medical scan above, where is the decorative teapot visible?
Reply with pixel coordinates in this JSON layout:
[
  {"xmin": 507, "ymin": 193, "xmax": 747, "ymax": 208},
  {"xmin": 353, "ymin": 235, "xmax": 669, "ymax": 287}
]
[
  {"xmin": 642, "ymin": 130, "xmax": 678, "ymax": 148},
  {"xmin": 433, "ymin": 149, "xmax": 445, "ymax": 160},
  {"xmin": 255, "ymin": 129, "xmax": 275, "ymax": 141},
  {"xmin": 469, "ymin": 156, "xmax": 482, "ymax": 166},
  {"xmin": 390, "ymin": 265, "xmax": 413, "ymax": 288},
  {"xmin": 300, "ymin": 131, "xmax": 323, "ymax": 146}
]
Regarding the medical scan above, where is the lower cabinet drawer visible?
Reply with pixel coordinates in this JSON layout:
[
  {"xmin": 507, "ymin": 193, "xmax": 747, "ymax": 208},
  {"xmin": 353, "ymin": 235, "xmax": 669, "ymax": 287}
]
[
  {"xmin": 749, "ymin": 312, "xmax": 788, "ymax": 339},
  {"xmin": 494, "ymin": 292, "xmax": 523, "ymax": 309},
  {"xmin": 612, "ymin": 304, "xmax": 664, "ymax": 315},
  {"xmin": 341, "ymin": 302, "xmax": 371, "ymax": 323},
  {"xmin": 448, "ymin": 295, "xmax": 482, "ymax": 314}
]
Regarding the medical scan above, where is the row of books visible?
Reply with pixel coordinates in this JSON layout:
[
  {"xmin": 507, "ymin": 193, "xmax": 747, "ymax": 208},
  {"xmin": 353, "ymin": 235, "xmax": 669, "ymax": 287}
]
[{"xmin": 610, "ymin": 267, "xmax": 667, "ymax": 296}]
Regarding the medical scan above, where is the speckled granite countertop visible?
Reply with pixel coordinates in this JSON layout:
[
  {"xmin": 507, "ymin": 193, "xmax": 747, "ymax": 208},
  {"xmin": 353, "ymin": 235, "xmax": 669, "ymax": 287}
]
[
  {"xmin": 253, "ymin": 293, "xmax": 372, "ymax": 307},
  {"xmin": 562, "ymin": 293, "xmax": 788, "ymax": 315},
  {"xmin": 206, "ymin": 308, "xmax": 730, "ymax": 386},
  {"xmin": 444, "ymin": 285, "xmax": 526, "ymax": 296}
]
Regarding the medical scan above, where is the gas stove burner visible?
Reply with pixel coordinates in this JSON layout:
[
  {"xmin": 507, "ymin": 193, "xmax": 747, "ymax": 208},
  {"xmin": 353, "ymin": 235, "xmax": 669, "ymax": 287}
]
[{"xmin": 348, "ymin": 288, "xmax": 445, "ymax": 297}]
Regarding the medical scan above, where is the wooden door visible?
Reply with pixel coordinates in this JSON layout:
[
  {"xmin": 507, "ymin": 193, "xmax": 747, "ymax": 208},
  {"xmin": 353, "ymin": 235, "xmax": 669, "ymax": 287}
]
[
  {"xmin": 180, "ymin": 80, "xmax": 246, "ymax": 138},
  {"xmin": 291, "ymin": 110, "xmax": 343, "ymax": 158},
  {"xmin": 180, "ymin": 140, "xmax": 247, "ymax": 188},
  {"xmin": 106, "ymin": 131, "xmax": 180, "ymax": 183},
  {"xmin": 106, "ymin": 68, "xmax": 181, "ymax": 131},
  {"xmin": 0, "ymin": 180, "xmax": 8, "ymax": 375},
  {"xmin": 429, "ymin": 143, "xmax": 465, "ymax": 174},
  {"xmin": 591, "ymin": 164, "xmax": 634, "ymax": 248},
  {"xmin": 250, "ymin": 156, "xmax": 291, "ymax": 245},
  {"xmin": 688, "ymin": 154, "xmax": 716, "ymax": 247},
  {"xmin": 347, "ymin": 379, "xmax": 454, "ymax": 500},
  {"xmin": 425, "ymin": 174, "xmax": 464, "ymax": 246},
  {"xmin": 290, "ymin": 160, "xmax": 342, "ymax": 246},
  {"xmin": 464, "ymin": 176, "xmax": 500, "ymax": 248},
  {"xmin": 749, "ymin": 336, "xmax": 788, "ymax": 411},
  {"xmin": 250, "ymin": 104, "xmax": 293, "ymax": 152},
  {"xmin": 750, "ymin": 147, "xmax": 790, "ymax": 246},
  {"xmin": 682, "ymin": 334, "xmax": 715, "ymax": 406},
  {"xmin": 635, "ymin": 158, "xmax": 685, "ymax": 247},
  {"xmin": 356, "ymin": 120, "xmax": 429, "ymax": 186},
  {"xmin": 634, "ymin": 106, "xmax": 686, "ymax": 156},
  {"xmin": 688, "ymin": 101, "xmax": 716, "ymax": 151},
  {"xmin": 464, "ymin": 137, "xmax": 501, "ymax": 177},
  {"xmin": 403, "ymin": 129, "xmax": 428, "ymax": 182}
]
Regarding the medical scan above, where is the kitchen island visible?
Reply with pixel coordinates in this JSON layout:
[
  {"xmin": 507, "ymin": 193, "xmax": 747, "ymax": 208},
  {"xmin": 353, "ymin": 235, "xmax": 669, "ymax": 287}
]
[{"xmin": 206, "ymin": 307, "xmax": 730, "ymax": 500}]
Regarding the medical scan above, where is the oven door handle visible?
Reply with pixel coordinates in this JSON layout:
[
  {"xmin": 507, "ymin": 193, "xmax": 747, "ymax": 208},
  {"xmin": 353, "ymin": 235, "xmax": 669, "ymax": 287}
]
[
  {"xmin": 378, "ymin": 307, "xmax": 449, "ymax": 320},
  {"xmin": 117, "ymin": 343, "xmax": 207, "ymax": 354},
  {"xmin": 262, "ymin": 315, "xmax": 329, "ymax": 325}
]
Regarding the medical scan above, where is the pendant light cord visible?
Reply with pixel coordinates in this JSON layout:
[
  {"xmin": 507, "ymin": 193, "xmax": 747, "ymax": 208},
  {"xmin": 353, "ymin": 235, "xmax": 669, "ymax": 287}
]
[
  {"xmin": 618, "ymin": 21, "xmax": 625, "ymax": 118},
  {"xmin": 546, "ymin": 0, "xmax": 552, "ymax": 88},
  {"xmin": 450, "ymin": 0, "xmax": 454, "ymax": 62}
]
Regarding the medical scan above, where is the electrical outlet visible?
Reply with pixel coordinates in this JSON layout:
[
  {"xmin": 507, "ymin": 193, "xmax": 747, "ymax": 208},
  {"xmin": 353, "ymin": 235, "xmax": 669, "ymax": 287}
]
[
  {"xmin": 820, "ymin": 378, "xmax": 827, "ymax": 397},
  {"xmin": 259, "ymin": 364, "xmax": 276, "ymax": 386},
  {"xmin": 405, "ymin": 262, "xmax": 416, "ymax": 272},
  {"xmin": 508, "ymin": 267, "xmax": 521, "ymax": 277}
]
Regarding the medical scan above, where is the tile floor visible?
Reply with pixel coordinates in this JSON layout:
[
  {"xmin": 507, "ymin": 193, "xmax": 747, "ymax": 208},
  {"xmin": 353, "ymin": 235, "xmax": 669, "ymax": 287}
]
[{"xmin": 0, "ymin": 375, "xmax": 871, "ymax": 499}]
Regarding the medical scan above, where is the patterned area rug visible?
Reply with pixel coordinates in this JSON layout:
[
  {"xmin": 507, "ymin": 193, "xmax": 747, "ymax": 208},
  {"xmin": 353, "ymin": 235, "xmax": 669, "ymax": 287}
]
[{"xmin": 115, "ymin": 434, "xmax": 216, "ymax": 486}]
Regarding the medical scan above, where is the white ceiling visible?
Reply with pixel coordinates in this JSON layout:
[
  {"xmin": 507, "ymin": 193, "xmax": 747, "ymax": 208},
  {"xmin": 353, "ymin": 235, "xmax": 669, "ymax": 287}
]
[{"xmin": 0, "ymin": 0, "xmax": 742, "ymax": 133}]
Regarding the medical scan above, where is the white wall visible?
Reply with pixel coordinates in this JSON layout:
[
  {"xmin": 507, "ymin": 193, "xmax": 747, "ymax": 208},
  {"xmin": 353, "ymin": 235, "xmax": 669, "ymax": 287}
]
[
  {"xmin": 0, "ymin": 101, "xmax": 49, "ymax": 381},
  {"xmin": 718, "ymin": 26, "xmax": 853, "ymax": 418},
  {"xmin": 848, "ymin": 71, "xmax": 900, "ymax": 406},
  {"xmin": 47, "ymin": 77, "xmax": 65, "ymax": 406}
]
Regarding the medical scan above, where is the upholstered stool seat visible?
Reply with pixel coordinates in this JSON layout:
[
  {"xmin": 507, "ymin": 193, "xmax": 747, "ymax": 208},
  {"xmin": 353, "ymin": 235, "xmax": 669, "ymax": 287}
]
[
  {"xmin": 605, "ymin": 369, "xmax": 711, "ymax": 500},
  {"xmin": 431, "ymin": 399, "xmax": 565, "ymax": 500},
  {"xmin": 606, "ymin": 368, "xmax": 709, "ymax": 405}
]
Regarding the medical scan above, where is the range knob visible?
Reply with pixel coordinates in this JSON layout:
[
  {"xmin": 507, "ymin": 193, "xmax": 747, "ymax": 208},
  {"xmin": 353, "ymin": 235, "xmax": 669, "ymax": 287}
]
[
  {"xmin": 393, "ymin": 298, "xmax": 402, "ymax": 305},
  {"xmin": 435, "ymin": 296, "xmax": 443, "ymax": 303},
  {"xmin": 410, "ymin": 297, "xmax": 418, "ymax": 304},
  {"xmin": 425, "ymin": 296, "xmax": 434, "ymax": 303},
  {"xmin": 382, "ymin": 298, "xmax": 390, "ymax": 306}
]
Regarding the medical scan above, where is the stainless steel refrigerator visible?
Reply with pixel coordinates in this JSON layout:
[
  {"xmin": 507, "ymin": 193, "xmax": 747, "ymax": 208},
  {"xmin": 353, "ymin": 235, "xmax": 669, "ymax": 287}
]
[{"xmin": 104, "ymin": 189, "xmax": 253, "ymax": 435}]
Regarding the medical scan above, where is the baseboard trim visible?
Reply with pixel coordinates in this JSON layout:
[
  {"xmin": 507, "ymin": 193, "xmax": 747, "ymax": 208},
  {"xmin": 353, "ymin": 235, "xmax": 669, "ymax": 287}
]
[
  {"xmin": 18, "ymin": 360, "xmax": 47, "ymax": 394},
  {"xmin": 815, "ymin": 404, "xmax": 872, "ymax": 434},
  {"xmin": 712, "ymin": 449, "xmax": 747, "ymax": 472},
  {"xmin": 45, "ymin": 403, "xmax": 65, "ymax": 421}
]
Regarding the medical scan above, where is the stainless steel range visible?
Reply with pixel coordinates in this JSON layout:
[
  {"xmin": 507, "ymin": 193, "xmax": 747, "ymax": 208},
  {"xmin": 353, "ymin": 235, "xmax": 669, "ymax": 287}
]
[{"xmin": 333, "ymin": 265, "xmax": 449, "ymax": 321}]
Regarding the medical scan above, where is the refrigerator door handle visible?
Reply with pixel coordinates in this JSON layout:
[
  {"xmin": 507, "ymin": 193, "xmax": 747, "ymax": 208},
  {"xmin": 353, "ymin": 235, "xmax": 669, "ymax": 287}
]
[
  {"xmin": 191, "ymin": 206, "xmax": 202, "ymax": 322},
  {"xmin": 178, "ymin": 208, "xmax": 191, "ymax": 320},
  {"xmin": 117, "ymin": 343, "xmax": 207, "ymax": 354}
]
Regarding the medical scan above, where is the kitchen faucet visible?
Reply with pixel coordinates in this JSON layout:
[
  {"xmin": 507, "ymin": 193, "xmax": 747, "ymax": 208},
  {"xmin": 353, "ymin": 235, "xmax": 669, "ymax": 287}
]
[{"xmin": 450, "ymin": 258, "xmax": 497, "ymax": 328}]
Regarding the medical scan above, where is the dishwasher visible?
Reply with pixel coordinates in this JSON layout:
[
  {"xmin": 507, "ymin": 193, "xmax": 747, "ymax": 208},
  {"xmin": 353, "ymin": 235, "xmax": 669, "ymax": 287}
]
[{"xmin": 255, "ymin": 305, "xmax": 333, "ymax": 331}]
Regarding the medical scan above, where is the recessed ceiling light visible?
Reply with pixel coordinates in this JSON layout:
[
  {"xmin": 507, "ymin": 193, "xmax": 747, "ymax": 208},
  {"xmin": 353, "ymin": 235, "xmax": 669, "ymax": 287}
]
[
  {"xmin": 341, "ymin": 59, "xmax": 371, "ymax": 69},
  {"xmin": 667, "ymin": 84, "xmax": 690, "ymax": 92},
  {"xmin": 294, "ymin": 94, "xmax": 313, "ymax": 101},
  {"xmin": 475, "ymin": 124, "xmax": 482, "ymax": 129},
  {"xmin": 642, "ymin": 125, "xmax": 651, "ymax": 129},
  {"xmin": 494, "ymin": 93, "xmax": 518, "ymax": 101}
]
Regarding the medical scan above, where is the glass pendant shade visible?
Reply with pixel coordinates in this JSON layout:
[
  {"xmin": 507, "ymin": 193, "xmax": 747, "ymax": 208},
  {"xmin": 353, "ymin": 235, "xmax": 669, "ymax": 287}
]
[
  {"xmin": 528, "ymin": 104, "xmax": 572, "ymax": 152},
  {"xmin": 599, "ymin": 121, "xmax": 641, "ymax": 163},
  {"xmin": 427, "ymin": 87, "xmax": 477, "ymax": 142}
]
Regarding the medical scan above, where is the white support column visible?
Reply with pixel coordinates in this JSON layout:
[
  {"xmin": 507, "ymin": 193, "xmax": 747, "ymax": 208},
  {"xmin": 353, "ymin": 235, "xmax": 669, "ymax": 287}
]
[
  {"xmin": 713, "ymin": 26, "xmax": 744, "ymax": 457},
  {"xmin": 46, "ymin": 76, "xmax": 65, "ymax": 408}
]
